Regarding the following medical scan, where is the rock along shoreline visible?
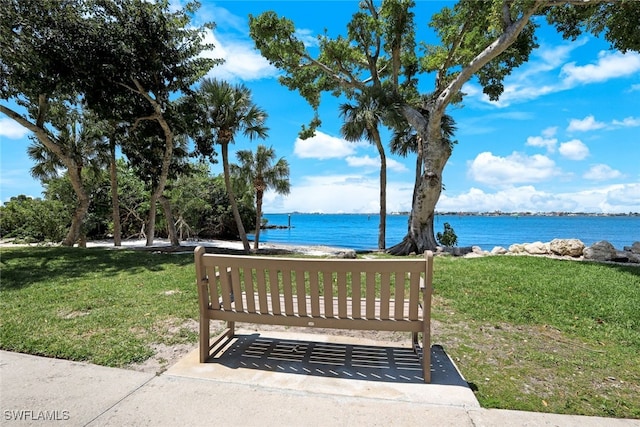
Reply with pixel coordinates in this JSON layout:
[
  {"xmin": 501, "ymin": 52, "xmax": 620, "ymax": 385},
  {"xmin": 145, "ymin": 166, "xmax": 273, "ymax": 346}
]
[{"xmin": 438, "ymin": 239, "xmax": 640, "ymax": 264}]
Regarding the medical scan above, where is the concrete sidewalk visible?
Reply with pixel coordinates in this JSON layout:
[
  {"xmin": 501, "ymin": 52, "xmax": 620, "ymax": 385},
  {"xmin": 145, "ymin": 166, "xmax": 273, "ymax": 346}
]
[{"xmin": 1, "ymin": 330, "xmax": 639, "ymax": 427}]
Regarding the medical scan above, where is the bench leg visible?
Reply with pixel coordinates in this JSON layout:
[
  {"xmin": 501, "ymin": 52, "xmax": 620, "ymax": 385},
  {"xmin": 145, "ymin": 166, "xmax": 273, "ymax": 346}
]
[
  {"xmin": 200, "ymin": 320, "xmax": 237, "ymax": 363},
  {"xmin": 412, "ymin": 331, "xmax": 431, "ymax": 383},
  {"xmin": 422, "ymin": 329, "xmax": 431, "ymax": 383},
  {"xmin": 200, "ymin": 316, "xmax": 210, "ymax": 363},
  {"xmin": 227, "ymin": 321, "xmax": 235, "ymax": 338}
]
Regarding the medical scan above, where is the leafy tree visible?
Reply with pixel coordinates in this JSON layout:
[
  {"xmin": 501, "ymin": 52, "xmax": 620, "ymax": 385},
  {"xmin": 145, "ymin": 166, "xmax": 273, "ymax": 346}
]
[
  {"xmin": 249, "ymin": 0, "xmax": 639, "ymax": 255},
  {"xmin": 44, "ymin": 170, "xmax": 113, "ymax": 242},
  {"xmin": 121, "ymin": 119, "xmax": 192, "ymax": 245},
  {"xmin": 0, "ymin": 195, "xmax": 67, "ymax": 243},
  {"xmin": 249, "ymin": 0, "xmax": 423, "ymax": 254},
  {"xmin": 77, "ymin": 0, "xmax": 218, "ymax": 246},
  {"xmin": 187, "ymin": 78, "xmax": 269, "ymax": 253},
  {"xmin": 25, "ymin": 103, "xmax": 109, "ymax": 244},
  {"xmin": 1, "ymin": 0, "xmax": 218, "ymax": 247},
  {"xmin": 232, "ymin": 145, "xmax": 290, "ymax": 250},
  {"xmin": 1, "ymin": 0, "xmax": 98, "ymax": 246}
]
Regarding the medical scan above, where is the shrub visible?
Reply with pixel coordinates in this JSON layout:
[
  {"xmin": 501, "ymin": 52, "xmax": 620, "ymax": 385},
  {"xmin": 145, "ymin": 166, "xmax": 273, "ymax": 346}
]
[{"xmin": 436, "ymin": 222, "xmax": 458, "ymax": 247}]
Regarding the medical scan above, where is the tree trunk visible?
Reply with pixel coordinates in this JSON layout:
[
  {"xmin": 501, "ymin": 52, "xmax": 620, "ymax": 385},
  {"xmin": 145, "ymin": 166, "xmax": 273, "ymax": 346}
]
[
  {"xmin": 145, "ymin": 195, "xmax": 158, "ymax": 246},
  {"xmin": 254, "ymin": 189, "xmax": 264, "ymax": 251},
  {"xmin": 388, "ymin": 105, "xmax": 450, "ymax": 255},
  {"xmin": 109, "ymin": 139, "xmax": 122, "ymax": 246},
  {"xmin": 63, "ymin": 191, "xmax": 90, "ymax": 246},
  {"xmin": 222, "ymin": 142, "xmax": 251, "ymax": 253},
  {"xmin": 131, "ymin": 80, "xmax": 174, "ymax": 247},
  {"xmin": 159, "ymin": 195, "xmax": 180, "ymax": 246},
  {"xmin": 372, "ymin": 129, "xmax": 386, "ymax": 250},
  {"xmin": 143, "ymin": 126, "xmax": 172, "ymax": 246}
]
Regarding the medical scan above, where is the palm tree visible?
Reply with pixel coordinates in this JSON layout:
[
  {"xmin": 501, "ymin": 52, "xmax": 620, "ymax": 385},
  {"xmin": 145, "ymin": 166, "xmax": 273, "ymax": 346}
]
[
  {"xmin": 339, "ymin": 90, "xmax": 387, "ymax": 250},
  {"xmin": 232, "ymin": 145, "xmax": 290, "ymax": 251},
  {"xmin": 27, "ymin": 104, "xmax": 109, "ymax": 246},
  {"xmin": 191, "ymin": 78, "xmax": 268, "ymax": 253}
]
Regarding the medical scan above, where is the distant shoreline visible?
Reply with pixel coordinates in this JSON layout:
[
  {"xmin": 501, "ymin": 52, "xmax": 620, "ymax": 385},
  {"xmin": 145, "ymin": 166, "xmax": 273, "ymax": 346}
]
[{"xmin": 274, "ymin": 212, "xmax": 639, "ymax": 217}]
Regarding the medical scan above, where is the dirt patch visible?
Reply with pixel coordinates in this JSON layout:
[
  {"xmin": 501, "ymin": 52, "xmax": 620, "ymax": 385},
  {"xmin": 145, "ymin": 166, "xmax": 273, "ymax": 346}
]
[{"xmin": 127, "ymin": 318, "xmax": 200, "ymax": 374}]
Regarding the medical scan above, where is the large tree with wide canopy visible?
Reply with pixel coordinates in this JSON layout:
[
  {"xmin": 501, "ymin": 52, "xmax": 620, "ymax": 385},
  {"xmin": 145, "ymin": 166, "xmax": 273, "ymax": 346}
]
[
  {"xmin": 249, "ymin": 0, "xmax": 639, "ymax": 255},
  {"xmin": 1, "ymin": 0, "xmax": 217, "ymax": 246}
]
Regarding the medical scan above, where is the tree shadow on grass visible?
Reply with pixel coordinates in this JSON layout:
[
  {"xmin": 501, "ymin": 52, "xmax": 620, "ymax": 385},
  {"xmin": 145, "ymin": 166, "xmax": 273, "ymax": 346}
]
[
  {"xmin": 584, "ymin": 260, "xmax": 640, "ymax": 277},
  {"xmin": 0, "ymin": 246, "xmax": 193, "ymax": 291}
]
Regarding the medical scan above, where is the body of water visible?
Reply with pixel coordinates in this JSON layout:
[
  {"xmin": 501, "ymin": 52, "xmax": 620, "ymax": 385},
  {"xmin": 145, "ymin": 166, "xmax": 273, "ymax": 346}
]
[{"xmin": 255, "ymin": 213, "xmax": 639, "ymax": 252}]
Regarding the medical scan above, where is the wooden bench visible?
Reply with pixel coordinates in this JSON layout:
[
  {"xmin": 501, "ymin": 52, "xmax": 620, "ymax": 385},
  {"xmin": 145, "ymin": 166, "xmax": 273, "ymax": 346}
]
[{"xmin": 194, "ymin": 246, "xmax": 434, "ymax": 382}]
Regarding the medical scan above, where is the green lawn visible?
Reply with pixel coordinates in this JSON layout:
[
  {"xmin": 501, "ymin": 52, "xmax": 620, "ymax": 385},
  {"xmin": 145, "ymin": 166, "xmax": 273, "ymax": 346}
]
[{"xmin": 1, "ymin": 246, "xmax": 638, "ymax": 418}]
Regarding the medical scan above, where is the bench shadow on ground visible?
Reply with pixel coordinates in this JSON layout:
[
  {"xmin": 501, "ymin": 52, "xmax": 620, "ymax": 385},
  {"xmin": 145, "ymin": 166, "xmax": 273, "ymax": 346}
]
[{"xmin": 211, "ymin": 333, "xmax": 468, "ymax": 386}]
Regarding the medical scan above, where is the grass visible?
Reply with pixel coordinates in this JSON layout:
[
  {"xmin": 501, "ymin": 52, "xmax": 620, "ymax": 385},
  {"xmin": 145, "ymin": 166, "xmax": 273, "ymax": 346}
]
[
  {"xmin": 0, "ymin": 246, "xmax": 198, "ymax": 366},
  {"xmin": 1, "ymin": 246, "xmax": 638, "ymax": 418},
  {"xmin": 432, "ymin": 255, "xmax": 640, "ymax": 418}
]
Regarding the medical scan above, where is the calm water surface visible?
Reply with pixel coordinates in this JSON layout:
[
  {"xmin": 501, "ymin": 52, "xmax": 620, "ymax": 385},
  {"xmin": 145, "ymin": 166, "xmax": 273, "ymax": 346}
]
[{"xmin": 256, "ymin": 214, "xmax": 639, "ymax": 252}]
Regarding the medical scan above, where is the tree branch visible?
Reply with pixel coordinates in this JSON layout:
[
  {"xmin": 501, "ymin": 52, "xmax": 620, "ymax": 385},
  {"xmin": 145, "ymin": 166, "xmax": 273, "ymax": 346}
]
[{"xmin": 434, "ymin": 0, "xmax": 544, "ymax": 115}]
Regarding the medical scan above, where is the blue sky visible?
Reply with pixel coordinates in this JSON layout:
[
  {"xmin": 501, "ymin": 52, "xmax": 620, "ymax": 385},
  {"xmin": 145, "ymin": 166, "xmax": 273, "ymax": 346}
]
[{"xmin": 1, "ymin": 1, "xmax": 639, "ymax": 214}]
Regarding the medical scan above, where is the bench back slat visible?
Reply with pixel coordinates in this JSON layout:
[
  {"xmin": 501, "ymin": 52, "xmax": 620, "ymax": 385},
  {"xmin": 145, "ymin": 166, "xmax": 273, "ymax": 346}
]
[
  {"xmin": 206, "ymin": 265, "xmax": 221, "ymax": 310},
  {"xmin": 379, "ymin": 272, "xmax": 390, "ymax": 320},
  {"xmin": 282, "ymin": 271, "xmax": 294, "ymax": 315},
  {"xmin": 268, "ymin": 269, "xmax": 280, "ymax": 315},
  {"xmin": 323, "ymin": 272, "xmax": 334, "ymax": 318},
  {"xmin": 394, "ymin": 272, "xmax": 405, "ymax": 320},
  {"xmin": 408, "ymin": 271, "xmax": 420, "ymax": 320},
  {"xmin": 195, "ymin": 250, "xmax": 431, "ymax": 323}
]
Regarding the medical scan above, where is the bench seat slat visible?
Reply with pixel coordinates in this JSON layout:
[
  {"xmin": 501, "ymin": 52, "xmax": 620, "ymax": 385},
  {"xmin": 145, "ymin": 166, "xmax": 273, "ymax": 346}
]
[
  {"xmin": 208, "ymin": 293, "xmax": 422, "ymax": 322},
  {"xmin": 209, "ymin": 310, "xmax": 423, "ymax": 332}
]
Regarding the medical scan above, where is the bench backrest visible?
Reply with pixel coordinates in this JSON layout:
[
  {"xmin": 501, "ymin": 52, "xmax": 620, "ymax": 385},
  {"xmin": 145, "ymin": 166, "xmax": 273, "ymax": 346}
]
[{"xmin": 195, "ymin": 247, "xmax": 433, "ymax": 324}]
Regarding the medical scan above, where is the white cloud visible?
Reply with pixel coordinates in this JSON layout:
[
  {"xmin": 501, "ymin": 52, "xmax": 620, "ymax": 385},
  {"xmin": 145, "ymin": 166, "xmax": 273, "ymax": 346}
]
[
  {"xmin": 541, "ymin": 126, "xmax": 557, "ymax": 138},
  {"xmin": 294, "ymin": 131, "xmax": 362, "ymax": 159},
  {"xmin": 346, "ymin": 155, "xmax": 378, "ymax": 168},
  {"xmin": 583, "ymin": 164, "xmax": 622, "ymax": 181},
  {"xmin": 535, "ymin": 38, "xmax": 589, "ymax": 70},
  {"xmin": 465, "ymin": 43, "xmax": 640, "ymax": 108},
  {"xmin": 201, "ymin": 31, "xmax": 278, "ymax": 81},
  {"xmin": 438, "ymin": 183, "xmax": 640, "ymax": 214},
  {"xmin": 262, "ymin": 174, "xmax": 414, "ymax": 213},
  {"xmin": 387, "ymin": 158, "xmax": 408, "ymax": 173},
  {"xmin": 438, "ymin": 186, "xmax": 578, "ymax": 213},
  {"xmin": 611, "ymin": 116, "xmax": 640, "ymax": 128},
  {"xmin": 567, "ymin": 115, "xmax": 606, "ymax": 132},
  {"xmin": 467, "ymin": 152, "xmax": 560, "ymax": 186},
  {"xmin": 526, "ymin": 135, "xmax": 557, "ymax": 153},
  {"xmin": 558, "ymin": 139, "xmax": 589, "ymax": 160},
  {"xmin": 345, "ymin": 155, "xmax": 408, "ymax": 172},
  {"xmin": 0, "ymin": 118, "xmax": 30, "ymax": 139},
  {"xmin": 629, "ymin": 84, "xmax": 640, "ymax": 92},
  {"xmin": 561, "ymin": 50, "xmax": 640, "ymax": 86},
  {"xmin": 295, "ymin": 28, "xmax": 318, "ymax": 47},
  {"xmin": 604, "ymin": 183, "xmax": 640, "ymax": 209}
]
